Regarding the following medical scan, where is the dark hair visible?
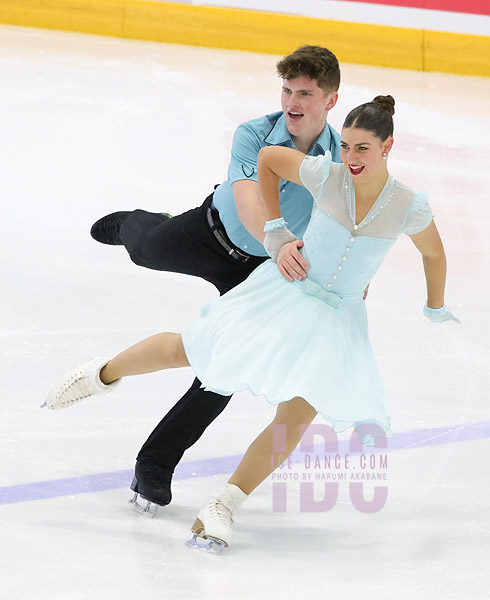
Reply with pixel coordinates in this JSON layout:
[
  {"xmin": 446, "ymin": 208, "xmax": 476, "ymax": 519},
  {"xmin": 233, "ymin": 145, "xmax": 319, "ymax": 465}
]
[
  {"xmin": 342, "ymin": 95, "xmax": 395, "ymax": 140},
  {"xmin": 276, "ymin": 45, "xmax": 340, "ymax": 94}
]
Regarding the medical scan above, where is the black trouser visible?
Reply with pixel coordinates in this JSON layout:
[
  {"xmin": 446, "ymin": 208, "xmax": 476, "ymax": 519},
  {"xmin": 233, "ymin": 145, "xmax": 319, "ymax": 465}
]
[{"xmin": 119, "ymin": 193, "xmax": 267, "ymax": 472}]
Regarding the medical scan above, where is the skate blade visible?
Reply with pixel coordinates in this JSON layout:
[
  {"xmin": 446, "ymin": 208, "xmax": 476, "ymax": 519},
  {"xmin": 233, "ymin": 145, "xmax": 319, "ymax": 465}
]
[
  {"xmin": 128, "ymin": 492, "xmax": 158, "ymax": 518},
  {"xmin": 185, "ymin": 534, "xmax": 226, "ymax": 554}
]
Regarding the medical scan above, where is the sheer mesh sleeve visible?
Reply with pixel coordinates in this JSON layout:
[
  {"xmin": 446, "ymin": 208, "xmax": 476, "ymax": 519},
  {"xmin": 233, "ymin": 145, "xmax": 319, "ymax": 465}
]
[
  {"xmin": 299, "ymin": 152, "xmax": 332, "ymax": 203},
  {"xmin": 403, "ymin": 192, "xmax": 433, "ymax": 235}
]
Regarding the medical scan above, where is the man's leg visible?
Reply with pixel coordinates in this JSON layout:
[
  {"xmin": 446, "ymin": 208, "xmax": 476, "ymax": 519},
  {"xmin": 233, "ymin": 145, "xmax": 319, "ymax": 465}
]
[
  {"xmin": 108, "ymin": 195, "xmax": 259, "ymax": 291},
  {"xmin": 92, "ymin": 194, "xmax": 264, "ymax": 290},
  {"xmin": 133, "ymin": 379, "xmax": 232, "ymax": 506},
  {"xmin": 120, "ymin": 208, "xmax": 212, "ymax": 277},
  {"xmin": 90, "ymin": 211, "xmax": 171, "ymax": 246}
]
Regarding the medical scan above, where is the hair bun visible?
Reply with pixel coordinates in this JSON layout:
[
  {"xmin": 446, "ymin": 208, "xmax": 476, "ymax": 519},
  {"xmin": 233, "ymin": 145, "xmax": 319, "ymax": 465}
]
[{"xmin": 372, "ymin": 95, "xmax": 395, "ymax": 116}]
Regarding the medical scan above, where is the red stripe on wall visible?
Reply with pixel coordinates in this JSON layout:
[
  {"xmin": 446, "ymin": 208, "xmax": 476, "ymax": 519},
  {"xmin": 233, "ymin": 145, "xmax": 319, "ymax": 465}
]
[{"xmin": 341, "ymin": 0, "xmax": 490, "ymax": 16}]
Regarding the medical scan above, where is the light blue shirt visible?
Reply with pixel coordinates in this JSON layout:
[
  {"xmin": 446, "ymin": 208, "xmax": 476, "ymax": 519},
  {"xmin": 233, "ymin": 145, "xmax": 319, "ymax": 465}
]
[{"xmin": 212, "ymin": 111, "xmax": 341, "ymax": 256}]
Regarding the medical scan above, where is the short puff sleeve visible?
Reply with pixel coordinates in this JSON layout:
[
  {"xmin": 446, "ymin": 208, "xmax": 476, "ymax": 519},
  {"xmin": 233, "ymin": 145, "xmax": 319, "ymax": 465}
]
[
  {"xmin": 299, "ymin": 152, "xmax": 332, "ymax": 203},
  {"xmin": 404, "ymin": 192, "xmax": 433, "ymax": 235}
]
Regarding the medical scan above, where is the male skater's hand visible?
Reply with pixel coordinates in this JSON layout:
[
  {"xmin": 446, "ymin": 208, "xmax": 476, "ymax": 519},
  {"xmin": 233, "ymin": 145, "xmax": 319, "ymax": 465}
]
[{"xmin": 277, "ymin": 240, "xmax": 309, "ymax": 282}]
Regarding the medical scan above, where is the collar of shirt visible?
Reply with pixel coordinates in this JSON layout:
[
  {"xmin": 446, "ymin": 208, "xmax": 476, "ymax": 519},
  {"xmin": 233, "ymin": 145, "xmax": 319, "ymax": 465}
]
[{"xmin": 264, "ymin": 113, "xmax": 332, "ymax": 156}]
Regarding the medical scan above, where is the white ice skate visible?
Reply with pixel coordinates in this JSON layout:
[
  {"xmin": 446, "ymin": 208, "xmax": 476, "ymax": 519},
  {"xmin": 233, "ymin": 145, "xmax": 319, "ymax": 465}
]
[
  {"xmin": 186, "ymin": 483, "xmax": 248, "ymax": 553},
  {"xmin": 42, "ymin": 357, "xmax": 121, "ymax": 410}
]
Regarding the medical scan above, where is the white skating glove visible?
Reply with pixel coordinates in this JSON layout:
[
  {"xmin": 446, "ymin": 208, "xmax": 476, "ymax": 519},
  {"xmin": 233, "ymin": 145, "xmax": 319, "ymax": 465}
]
[
  {"xmin": 264, "ymin": 218, "xmax": 297, "ymax": 262},
  {"xmin": 423, "ymin": 304, "xmax": 461, "ymax": 324}
]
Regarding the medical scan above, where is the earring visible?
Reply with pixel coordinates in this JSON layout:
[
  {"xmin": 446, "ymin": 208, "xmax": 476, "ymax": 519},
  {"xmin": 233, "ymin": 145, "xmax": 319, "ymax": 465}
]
[{"xmin": 382, "ymin": 152, "xmax": 387, "ymax": 159}]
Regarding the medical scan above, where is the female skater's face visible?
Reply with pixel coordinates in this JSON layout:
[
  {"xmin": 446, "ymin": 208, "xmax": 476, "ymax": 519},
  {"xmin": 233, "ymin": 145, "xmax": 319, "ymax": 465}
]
[{"xmin": 340, "ymin": 127, "xmax": 392, "ymax": 181}]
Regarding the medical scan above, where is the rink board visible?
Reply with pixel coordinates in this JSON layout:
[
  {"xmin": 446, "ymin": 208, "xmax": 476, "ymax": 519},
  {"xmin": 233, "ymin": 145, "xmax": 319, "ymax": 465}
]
[{"xmin": 0, "ymin": 0, "xmax": 489, "ymax": 77}]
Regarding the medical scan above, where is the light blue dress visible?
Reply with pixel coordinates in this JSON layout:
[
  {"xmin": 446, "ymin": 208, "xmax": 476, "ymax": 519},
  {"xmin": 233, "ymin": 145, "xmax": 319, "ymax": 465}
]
[{"xmin": 182, "ymin": 153, "xmax": 433, "ymax": 439}]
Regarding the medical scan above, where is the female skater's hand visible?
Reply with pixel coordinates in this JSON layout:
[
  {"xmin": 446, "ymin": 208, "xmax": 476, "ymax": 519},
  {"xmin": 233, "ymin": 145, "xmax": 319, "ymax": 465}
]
[{"xmin": 277, "ymin": 240, "xmax": 310, "ymax": 282}]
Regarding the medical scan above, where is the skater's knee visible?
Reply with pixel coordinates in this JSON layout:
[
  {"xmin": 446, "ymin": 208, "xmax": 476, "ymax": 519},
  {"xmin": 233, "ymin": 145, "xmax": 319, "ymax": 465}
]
[{"xmin": 273, "ymin": 397, "xmax": 317, "ymax": 429}]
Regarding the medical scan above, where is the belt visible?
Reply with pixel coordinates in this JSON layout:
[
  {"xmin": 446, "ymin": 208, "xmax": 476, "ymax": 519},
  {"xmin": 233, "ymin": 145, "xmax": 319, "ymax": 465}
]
[{"xmin": 206, "ymin": 200, "xmax": 252, "ymax": 263}]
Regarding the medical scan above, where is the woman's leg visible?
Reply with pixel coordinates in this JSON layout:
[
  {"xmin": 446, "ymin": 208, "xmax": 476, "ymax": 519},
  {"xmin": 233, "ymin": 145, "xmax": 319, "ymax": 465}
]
[
  {"xmin": 45, "ymin": 332, "xmax": 189, "ymax": 412},
  {"xmin": 228, "ymin": 396, "xmax": 317, "ymax": 495},
  {"xmin": 100, "ymin": 332, "xmax": 189, "ymax": 383},
  {"xmin": 188, "ymin": 397, "xmax": 317, "ymax": 550}
]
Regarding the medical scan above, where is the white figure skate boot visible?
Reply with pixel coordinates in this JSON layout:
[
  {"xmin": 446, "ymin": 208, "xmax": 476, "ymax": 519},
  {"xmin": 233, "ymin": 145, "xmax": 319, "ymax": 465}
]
[
  {"xmin": 42, "ymin": 357, "xmax": 121, "ymax": 410},
  {"xmin": 186, "ymin": 483, "xmax": 248, "ymax": 553}
]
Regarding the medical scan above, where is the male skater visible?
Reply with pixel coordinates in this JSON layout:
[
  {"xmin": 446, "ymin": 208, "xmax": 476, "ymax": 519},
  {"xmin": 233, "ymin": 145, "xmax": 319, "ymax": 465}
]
[{"xmin": 91, "ymin": 45, "xmax": 341, "ymax": 512}]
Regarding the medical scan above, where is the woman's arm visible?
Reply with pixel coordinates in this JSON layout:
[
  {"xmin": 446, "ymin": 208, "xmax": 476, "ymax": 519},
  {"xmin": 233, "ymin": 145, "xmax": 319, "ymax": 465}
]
[
  {"xmin": 232, "ymin": 180, "xmax": 266, "ymax": 243},
  {"xmin": 409, "ymin": 220, "xmax": 446, "ymax": 308},
  {"xmin": 257, "ymin": 146, "xmax": 305, "ymax": 220}
]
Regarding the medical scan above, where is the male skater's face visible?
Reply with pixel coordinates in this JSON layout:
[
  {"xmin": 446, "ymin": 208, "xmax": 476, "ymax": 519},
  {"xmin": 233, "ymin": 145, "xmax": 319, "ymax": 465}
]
[{"xmin": 281, "ymin": 77, "xmax": 338, "ymax": 144}]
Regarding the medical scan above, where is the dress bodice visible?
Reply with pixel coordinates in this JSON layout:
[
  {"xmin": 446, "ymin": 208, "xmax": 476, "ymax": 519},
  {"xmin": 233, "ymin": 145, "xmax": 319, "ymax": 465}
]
[
  {"xmin": 301, "ymin": 207, "xmax": 395, "ymax": 303},
  {"xmin": 295, "ymin": 153, "xmax": 433, "ymax": 305}
]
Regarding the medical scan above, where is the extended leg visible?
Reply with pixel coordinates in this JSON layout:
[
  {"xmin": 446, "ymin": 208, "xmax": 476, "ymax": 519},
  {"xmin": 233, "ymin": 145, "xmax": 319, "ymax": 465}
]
[
  {"xmin": 45, "ymin": 333, "xmax": 188, "ymax": 411},
  {"xmin": 115, "ymin": 197, "xmax": 266, "ymax": 292},
  {"xmin": 100, "ymin": 332, "xmax": 188, "ymax": 383}
]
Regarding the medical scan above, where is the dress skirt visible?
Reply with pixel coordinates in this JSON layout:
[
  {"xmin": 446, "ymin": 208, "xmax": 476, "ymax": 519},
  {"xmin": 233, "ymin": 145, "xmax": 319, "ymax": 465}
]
[{"xmin": 181, "ymin": 260, "xmax": 391, "ymax": 438}]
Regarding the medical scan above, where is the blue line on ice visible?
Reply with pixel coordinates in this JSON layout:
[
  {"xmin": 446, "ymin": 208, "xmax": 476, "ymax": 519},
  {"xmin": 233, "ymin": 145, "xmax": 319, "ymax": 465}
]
[{"xmin": 1, "ymin": 420, "xmax": 488, "ymax": 505}]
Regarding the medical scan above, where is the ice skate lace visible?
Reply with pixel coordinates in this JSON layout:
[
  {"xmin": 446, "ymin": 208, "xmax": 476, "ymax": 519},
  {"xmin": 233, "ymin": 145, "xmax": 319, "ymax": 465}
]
[
  {"xmin": 58, "ymin": 373, "xmax": 93, "ymax": 407},
  {"xmin": 209, "ymin": 499, "xmax": 234, "ymax": 527}
]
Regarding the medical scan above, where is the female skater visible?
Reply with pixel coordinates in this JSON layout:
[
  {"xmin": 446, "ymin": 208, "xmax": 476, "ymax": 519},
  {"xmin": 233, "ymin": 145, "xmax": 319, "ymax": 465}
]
[{"xmin": 45, "ymin": 95, "xmax": 459, "ymax": 552}]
